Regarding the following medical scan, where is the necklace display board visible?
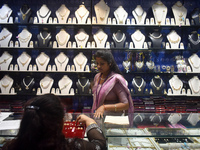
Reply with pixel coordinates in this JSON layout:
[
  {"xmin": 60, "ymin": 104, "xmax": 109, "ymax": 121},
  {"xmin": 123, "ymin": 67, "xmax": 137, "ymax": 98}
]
[
  {"xmin": 149, "ymin": 30, "xmax": 163, "ymax": 48},
  {"xmin": 131, "ymin": 30, "xmax": 145, "ymax": 49},
  {"xmin": 152, "ymin": 0, "xmax": 168, "ymax": 25},
  {"xmin": 58, "ymin": 75, "xmax": 72, "ymax": 95},
  {"xmin": 114, "ymin": 6, "xmax": 128, "ymax": 25},
  {"xmin": 93, "ymin": 29, "xmax": 108, "ymax": 48},
  {"xmin": 188, "ymin": 76, "xmax": 200, "ymax": 95},
  {"xmin": 0, "ymin": 28, "xmax": 12, "ymax": 47},
  {"xmin": 112, "ymin": 30, "xmax": 126, "ymax": 48},
  {"xmin": 167, "ymin": 30, "xmax": 181, "ymax": 49},
  {"xmin": 0, "ymin": 51, "xmax": 12, "ymax": 70},
  {"xmin": 75, "ymin": 29, "xmax": 89, "ymax": 48},
  {"xmin": 18, "ymin": 4, "xmax": 31, "ymax": 23},
  {"xmin": 188, "ymin": 53, "xmax": 200, "ymax": 72},
  {"xmin": 36, "ymin": 52, "xmax": 50, "ymax": 71},
  {"xmin": 17, "ymin": 51, "xmax": 31, "ymax": 71},
  {"xmin": 54, "ymin": 52, "xmax": 69, "ymax": 71},
  {"xmin": 132, "ymin": 5, "xmax": 147, "ymax": 25},
  {"xmin": 0, "ymin": 75, "xmax": 13, "ymax": 94},
  {"xmin": 191, "ymin": 8, "xmax": 200, "ymax": 25},
  {"xmin": 76, "ymin": 77, "xmax": 90, "ymax": 94},
  {"xmin": 56, "ymin": 29, "xmax": 70, "ymax": 48},
  {"xmin": 37, "ymin": 30, "xmax": 51, "ymax": 47},
  {"xmin": 188, "ymin": 31, "xmax": 200, "ymax": 49},
  {"xmin": 75, "ymin": 4, "xmax": 89, "ymax": 24},
  {"xmin": 172, "ymin": 1, "xmax": 187, "ymax": 25},
  {"xmin": 169, "ymin": 75, "xmax": 183, "ymax": 95},
  {"xmin": 0, "ymin": 4, "xmax": 12, "ymax": 23},
  {"xmin": 94, "ymin": 0, "xmax": 110, "ymax": 24},
  {"xmin": 17, "ymin": 28, "xmax": 32, "ymax": 47},
  {"xmin": 36, "ymin": 4, "xmax": 51, "ymax": 23},
  {"xmin": 55, "ymin": 4, "xmax": 70, "ymax": 24},
  {"xmin": 73, "ymin": 52, "xmax": 87, "ymax": 72},
  {"xmin": 39, "ymin": 75, "xmax": 54, "ymax": 94},
  {"xmin": 132, "ymin": 76, "xmax": 146, "ymax": 94},
  {"xmin": 20, "ymin": 76, "xmax": 35, "ymax": 93},
  {"xmin": 150, "ymin": 75, "xmax": 165, "ymax": 94}
]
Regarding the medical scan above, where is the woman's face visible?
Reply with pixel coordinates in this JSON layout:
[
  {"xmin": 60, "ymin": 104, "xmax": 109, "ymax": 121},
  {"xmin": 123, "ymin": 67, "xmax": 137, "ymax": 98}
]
[{"xmin": 96, "ymin": 57, "xmax": 110, "ymax": 74}]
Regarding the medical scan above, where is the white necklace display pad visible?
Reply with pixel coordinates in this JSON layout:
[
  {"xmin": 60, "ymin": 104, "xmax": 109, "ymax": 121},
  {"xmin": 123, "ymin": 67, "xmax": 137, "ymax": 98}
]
[
  {"xmin": 169, "ymin": 75, "xmax": 183, "ymax": 95},
  {"xmin": 0, "ymin": 28, "xmax": 12, "ymax": 47},
  {"xmin": 55, "ymin": 52, "xmax": 69, "ymax": 71},
  {"xmin": 131, "ymin": 30, "xmax": 145, "ymax": 48},
  {"xmin": 172, "ymin": 2, "xmax": 187, "ymax": 25},
  {"xmin": 56, "ymin": 29, "xmax": 70, "ymax": 48},
  {"xmin": 132, "ymin": 5, "xmax": 147, "ymax": 25},
  {"xmin": 188, "ymin": 76, "xmax": 200, "ymax": 95},
  {"xmin": 73, "ymin": 52, "xmax": 87, "ymax": 72},
  {"xmin": 0, "ymin": 51, "xmax": 13, "ymax": 70},
  {"xmin": 188, "ymin": 54, "xmax": 200, "ymax": 72},
  {"xmin": 17, "ymin": 29, "xmax": 32, "ymax": 47},
  {"xmin": 114, "ymin": 6, "xmax": 128, "ymax": 25},
  {"xmin": 56, "ymin": 4, "xmax": 70, "ymax": 24},
  {"xmin": 167, "ymin": 30, "xmax": 181, "ymax": 49},
  {"xmin": 58, "ymin": 75, "xmax": 72, "ymax": 95},
  {"xmin": 37, "ymin": 4, "xmax": 51, "ymax": 23},
  {"xmin": 168, "ymin": 113, "xmax": 182, "ymax": 125},
  {"xmin": 0, "ymin": 4, "xmax": 12, "ymax": 23},
  {"xmin": 39, "ymin": 76, "xmax": 54, "ymax": 94},
  {"xmin": 93, "ymin": 29, "xmax": 108, "ymax": 48},
  {"xmin": 75, "ymin": 29, "xmax": 89, "ymax": 48},
  {"xmin": 17, "ymin": 52, "xmax": 31, "ymax": 71},
  {"xmin": 0, "ymin": 75, "xmax": 13, "ymax": 94},
  {"xmin": 75, "ymin": 5, "xmax": 89, "ymax": 24},
  {"xmin": 36, "ymin": 52, "xmax": 50, "ymax": 71},
  {"xmin": 94, "ymin": 0, "xmax": 110, "ymax": 24}
]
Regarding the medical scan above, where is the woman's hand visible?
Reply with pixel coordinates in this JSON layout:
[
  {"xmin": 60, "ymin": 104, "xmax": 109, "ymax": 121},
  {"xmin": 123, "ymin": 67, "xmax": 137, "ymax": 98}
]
[
  {"xmin": 76, "ymin": 114, "xmax": 96, "ymax": 127},
  {"xmin": 94, "ymin": 105, "xmax": 105, "ymax": 119}
]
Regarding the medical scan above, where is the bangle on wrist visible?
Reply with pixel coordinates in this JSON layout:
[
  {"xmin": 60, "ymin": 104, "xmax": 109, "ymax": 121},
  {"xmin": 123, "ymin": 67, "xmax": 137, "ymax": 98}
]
[
  {"xmin": 103, "ymin": 104, "xmax": 106, "ymax": 110},
  {"xmin": 115, "ymin": 105, "xmax": 117, "ymax": 112},
  {"xmin": 88, "ymin": 122, "xmax": 97, "ymax": 126}
]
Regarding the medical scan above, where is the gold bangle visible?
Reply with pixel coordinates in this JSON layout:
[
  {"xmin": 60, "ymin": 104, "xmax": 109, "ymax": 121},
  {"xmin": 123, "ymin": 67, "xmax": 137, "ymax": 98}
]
[
  {"xmin": 88, "ymin": 122, "xmax": 97, "ymax": 126},
  {"xmin": 115, "ymin": 105, "xmax": 117, "ymax": 112}
]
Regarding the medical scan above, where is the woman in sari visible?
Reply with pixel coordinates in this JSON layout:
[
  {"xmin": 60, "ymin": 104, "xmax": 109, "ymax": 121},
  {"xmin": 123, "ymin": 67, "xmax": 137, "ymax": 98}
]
[{"xmin": 92, "ymin": 50, "xmax": 134, "ymax": 118}]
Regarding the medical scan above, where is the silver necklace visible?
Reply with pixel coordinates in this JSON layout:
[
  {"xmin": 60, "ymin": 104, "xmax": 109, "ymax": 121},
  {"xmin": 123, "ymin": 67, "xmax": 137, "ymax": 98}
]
[
  {"xmin": 149, "ymin": 33, "xmax": 162, "ymax": 39},
  {"xmin": 78, "ymin": 79, "xmax": 89, "ymax": 92},
  {"xmin": 188, "ymin": 35, "xmax": 200, "ymax": 45},
  {"xmin": 40, "ymin": 32, "xmax": 51, "ymax": 45},
  {"xmin": 133, "ymin": 78, "xmax": 144, "ymax": 92},
  {"xmin": 151, "ymin": 77, "xmax": 163, "ymax": 90},
  {"xmin": 135, "ymin": 61, "xmax": 144, "ymax": 69},
  {"xmin": 122, "ymin": 61, "xmax": 130, "ymax": 73},
  {"xmin": 112, "ymin": 33, "xmax": 125, "ymax": 43},
  {"xmin": 23, "ymin": 78, "xmax": 34, "ymax": 90}
]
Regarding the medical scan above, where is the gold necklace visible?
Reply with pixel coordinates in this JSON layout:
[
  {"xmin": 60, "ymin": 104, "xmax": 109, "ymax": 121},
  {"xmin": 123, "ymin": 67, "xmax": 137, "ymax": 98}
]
[
  {"xmin": 19, "ymin": 53, "xmax": 30, "ymax": 66},
  {"xmin": 135, "ymin": 61, "xmax": 144, "ymax": 69},
  {"xmin": 41, "ymin": 79, "xmax": 52, "ymax": 89},
  {"xmin": 133, "ymin": 78, "xmax": 144, "ymax": 92},
  {"xmin": 190, "ymin": 77, "xmax": 200, "ymax": 94},
  {"xmin": 60, "ymin": 81, "xmax": 71, "ymax": 90},
  {"xmin": 40, "ymin": 32, "xmax": 51, "ymax": 45},
  {"xmin": 0, "ymin": 33, "xmax": 11, "ymax": 41},
  {"xmin": 134, "ymin": 9, "xmax": 144, "ymax": 23},
  {"xmin": 37, "ymin": 53, "xmax": 49, "ymax": 66},
  {"xmin": 189, "ymin": 56, "xmax": 200, "ymax": 69},
  {"xmin": 18, "ymin": 33, "xmax": 31, "ymax": 43},
  {"xmin": 151, "ymin": 78, "xmax": 163, "ymax": 90},
  {"xmin": 97, "ymin": 8, "xmax": 107, "ymax": 21},
  {"xmin": 1, "ymin": 77, "xmax": 11, "ymax": 88},
  {"xmin": 20, "ymin": 8, "xmax": 31, "ymax": 20},
  {"xmin": 78, "ymin": 79, "xmax": 89, "ymax": 92},
  {"xmin": 56, "ymin": 56, "xmax": 67, "ymax": 67},
  {"xmin": 56, "ymin": 34, "xmax": 68, "ymax": 46},
  {"xmin": 23, "ymin": 78, "xmax": 34, "ymax": 90},
  {"xmin": 77, "ymin": 7, "xmax": 88, "ymax": 21},
  {"xmin": 75, "ymin": 55, "xmax": 86, "ymax": 69},
  {"xmin": 153, "ymin": 9, "xmax": 165, "ymax": 25},
  {"xmin": 95, "ymin": 33, "xmax": 106, "ymax": 44},
  {"xmin": 122, "ymin": 60, "xmax": 130, "ymax": 73},
  {"xmin": 132, "ymin": 32, "xmax": 144, "ymax": 42},
  {"xmin": 57, "ymin": 7, "xmax": 69, "ymax": 20},
  {"xmin": 171, "ymin": 78, "xmax": 182, "ymax": 91},
  {"xmin": 168, "ymin": 35, "xmax": 180, "ymax": 44},
  {"xmin": 0, "ymin": 55, "xmax": 12, "ymax": 64},
  {"xmin": 0, "ymin": 9, "xmax": 11, "ymax": 20}
]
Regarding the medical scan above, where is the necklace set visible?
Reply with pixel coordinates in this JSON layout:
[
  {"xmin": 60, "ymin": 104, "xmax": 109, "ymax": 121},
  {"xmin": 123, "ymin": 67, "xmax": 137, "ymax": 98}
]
[
  {"xmin": 151, "ymin": 77, "xmax": 163, "ymax": 90},
  {"xmin": 78, "ymin": 79, "xmax": 89, "ymax": 92},
  {"xmin": 57, "ymin": 6, "xmax": 69, "ymax": 20},
  {"xmin": 75, "ymin": 54, "xmax": 86, "ymax": 70},
  {"xmin": 95, "ymin": 33, "xmax": 106, "ymax": 44},
  {"xmin": 20, "ymin": 8, "xmax": 31, "ymax": 20},
  {"xmin": 37, "ymin": 53, "xmax": 49, "ymax": 66},
  {"xmin": 112, "ymin": 33, "xmax": 125, "ymax": 43},
  {"xmin": 133, "ymin": 78, "xmax": 144, "ymax": 92},
  {"xmin": 56, "ymin": 55, "xmax": 68, "ymax": 67},
  {"xmin": 40, "ymin": 32, "xmax": 51, "ymax": 45},
  {"xmin": 170, "ymin": 77, "xmax": 182, "ymax": 91},
  {"xmin": 19, "ymin": 54, "xmax": 30, "ymax": 66},
  {"xmin": 23, "ymin": 78, "xmax": 34, "ymax": 90}
]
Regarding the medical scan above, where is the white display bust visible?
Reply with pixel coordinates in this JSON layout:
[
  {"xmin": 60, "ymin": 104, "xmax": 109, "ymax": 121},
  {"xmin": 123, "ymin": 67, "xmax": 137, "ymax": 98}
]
[
  {"xmin": 0, "ymin": 28, "xmax": 12, "ymax": 47},
  {"xmin": 172, "ymin": 1, "xmax": 187, "ymax": 25},
  {"xmin": 39, "ymin": 75, "xmax": 54, "ymax": 94},
  {"xmin": 75, "ymin": 4, "xmax": 89, "ymax": 24},
  {"xmin": 152, "ymin": 0, "xmax": 168, "ymax": 25},
  {"xmin": 169, "ymin": 75, "xmax": 183, "ymax": 95},
  {"xmin": 56, "ymin": 29, "xmax": 70, "ymax": 48},
  {"xmin": 132, "ymin": 5, "xmax": 147, "ymax": 25},
  {"xmin": 17, "ymin": 28, "xmax": 32, "ymax": 47},
  {"xmin": 0, "ymin": 51, "xmax": 12, "ymax": 70},
  {"xmin": 58, "ymin": 75, "xmax": 72, "ymax": 95},
  {"xmin": 131, "ymin": 30, "xmax": 145, "ymax": 48},
  {"xmin": 73, "ymin": 52, "xmax": 87, "ymax": 72},
  {"xmin": 17, "ymin": 51, "xmax": 31, "ymax": 71},
  {"xmin": 94, "ymin": 0, "xmax": 110, "ymax": 24},
  {"xmin": 167, "ymin": 30, "xmax": 181, "ymax": 49},
  {"xmin": 75, "ymin": 29, "xmax": 89, "ymax": 48},
  {"xmin": 36, "ymin": 52, "xmax": 50, "ymax": 71},
  {"xmin": 188, "ymin": 76, "xmax": 200, "ymax": 95},
  {"xmin": 37, "ymin": 4, "xmax": 51, "ymax": 23},
  {"xmin": 54, "ymin": 52, "xmax": 69, "ymax": 71},
  {"xmin": 114, "ymin": 6, "xmax": 128, "ymax": 25},
  {"xmin": 56, "ymin": 4, "xmax": 70, "ymax": 24},
  {"xmin": 0, "ymin": 75, "xmax": 13, "ymax": 94},
  {"xmin": 0, "ymin": 4, "xmax": 12, "ymax": 23},
  {"xmin": 188, "ymin": 53, "xmax": 200, "ymax": 73},
  {"xmin": 93, "ymin": 29, "xmax": 108, "ymax": 48}
]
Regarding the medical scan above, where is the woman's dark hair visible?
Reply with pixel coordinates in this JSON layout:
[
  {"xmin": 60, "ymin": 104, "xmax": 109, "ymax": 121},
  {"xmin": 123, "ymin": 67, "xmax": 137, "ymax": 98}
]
[
  {"xmin": 3, "ymin": 94, "xmax": 69, "ymax": 150},
  {"xmin": 94, "ymin": 50, "xmax": 122, "ymax": 75}
]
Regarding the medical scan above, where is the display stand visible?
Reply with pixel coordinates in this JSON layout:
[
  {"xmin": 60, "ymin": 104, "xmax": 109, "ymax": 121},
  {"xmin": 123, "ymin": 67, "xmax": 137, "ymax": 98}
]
[
  {"xmin": 114, "ymin": 6, "xmax": 128, "ymax": 25},
  {"xmin": 37, "ymin": 30, "xmax": 51, "ymax": 47},
  {"xmin": 150, "ymin": 75, "xmax": 165, "ymax": 94},
  {"xmin": 149, "ymin": 29, "xmax": 163, "ymax": 48},
  {"xmin": 58, "ymin": 75, "xmax": 72, "ymax": 95},
  {"xmin": 17, "ymin": 51, "xmax": 31, "ymax": 71},
  {"xmin": 131, "ymin": 30, "xmax": 145, "ymax": 49},
  {"xmin": 191, "ymin": 8, "xmax": 200, "ymax": 25},
  {"xmin": 18, "ymin": 4, "xmax": 32, "ymax": 23},
  {"xmin": 169, "ymin": 75, "xmax": 183, "ymax": 95},
  {"xmin": 56, "ymin": 29, "xmax": 70, "ymax": 48},
  {"xmin": 132, "ymin": 5, "xmax": 147, "ymax": 25},
  {"xmin": 93, "ymin": 29, "xmax": 108, "ymax": 48},
  {"xmin": 188, "ymin": 53, "xmax": 200, "ymax": 72},
  {"xmin": 39, "ymin": 75, "xmax": 54, "ymax": 94},
  {"xmin": 172, "ymin": 1, "xmax": 187, "ymax": 25},
  {"xmin": 0, "ymin": 51, "xmax": 12, "ymax": 70},
  {"xmin": 76, "ymin": 77, "xmax": 90, "ymax": 94},
  {"xmin": 94, "ymin": 0, "xmax": 110, "ymax": 24},
  {"xmin": 188, "ymin": 76, "xmax": 200, "ymax": 95},
  {"xmin": 0, "ymin": 28, "xmax": 12, "ymax": 47},
  {"xmin": 54, "ymin": 52, "xmax": 69, "ymax": 71},
  {"xmin": 73, "ymin": 52, "xmax": 87, "ymax": 72},
  {"xmin": 112, "ymin": 30, "xmax": 126, "ymax": 48},
  {"xmin": 0, "ymin": 4, "xmax": 12, "ymax": 23},
  {"xmin": 17, "ymin": 28, "xmax": 32, "ymax": 47},
  {"xmin": 75, "ymin": 29, "xmax": 89, "ymax": 48},
  {"xmin": 132, "ymin": 76, "xmax": 146, "ymax": 94},
  {"xmin": 75, "ymin": 4, "xmax": 89, "ymax": 24},
  {"xmin": 167, "ymin": 30, "xmax": 181, "ymax": 49},
  {"xmin": 36, "ymin": 52, "xmax": 50, "ymax": 71},
  {"xmin": 36, "ymin": 4, "xmax": 51, "ymax": 23},
  {"xmin": 0, "ymin": 75, "xmax": 13, "ymax": 94},
  {"xmin": 55, "ymin": 4, "xmax": 70, "ymax": 24}
]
